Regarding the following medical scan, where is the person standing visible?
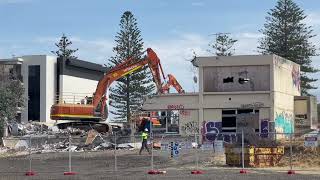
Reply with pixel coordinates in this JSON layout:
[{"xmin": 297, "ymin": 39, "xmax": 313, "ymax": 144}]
[{"xmin": 139, "ymin": 128, "xmax": 151, "ymax": 155}]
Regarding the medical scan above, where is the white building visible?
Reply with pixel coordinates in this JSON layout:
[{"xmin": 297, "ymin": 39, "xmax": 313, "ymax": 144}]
[{"xmin": 0, "ymin": 55, "xmax": 105, "ymax": 123}]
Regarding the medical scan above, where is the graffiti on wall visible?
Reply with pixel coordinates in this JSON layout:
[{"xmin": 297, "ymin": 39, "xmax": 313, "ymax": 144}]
[
  {"xmin": 275, "ymin": 112, "xmax": 294, "ymax": 134},
  {"xmin": 179, "ymin": 110, "xmax": 191, "ymax": 116},
  {"xmin": 181, "ymin": 121, "xmax": 198, "ymax": 134},
  {"xmin": 260, "ymin": 119, "xmax": 269, "ymax": 138},
  {"xmin": 202, "ymin": 121, "xmax": 221, "ymax": 141},
  {"xmin": 292, "ymin": 65, "xmax": 300, "ymax": 90},
  {"xmin": 240, "ymin": 102, "xmax": 264, "ymax": 109},
  {"xmin": 202, "ymin": 121, "xmax": 237, "ymax": 142},
  {"xmin": 167, "ymin": 104, "xmax": 184, "ymax": 110}
]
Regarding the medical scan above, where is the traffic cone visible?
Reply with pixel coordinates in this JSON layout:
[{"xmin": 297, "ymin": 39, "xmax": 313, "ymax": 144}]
[
  {"xmin": 25, "ymin": 171, "xmax": 36, "ymax": 176},
  {"xmin": 64, "ymin": 171, "xmax": 77, "ymax": 175},
  {"xmin": 287, "ymin": 170, "xmax": 296, "ymax": 175},
  {"xmin": 191, "ymin": 170, "xmax": 204, "ymax": 174},
  {"xmin": 240, "ymin": 169, "xmax": 248, "ymax": 174}
]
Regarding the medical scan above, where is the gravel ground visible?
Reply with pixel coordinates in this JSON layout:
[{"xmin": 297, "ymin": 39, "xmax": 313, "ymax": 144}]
[{"xmin": 0, "ymin": 150, "xmax": 319, "ymax": 180}]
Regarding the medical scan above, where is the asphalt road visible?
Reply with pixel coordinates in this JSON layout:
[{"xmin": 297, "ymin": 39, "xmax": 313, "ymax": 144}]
[{"xmin": 0, "ymin": 151, "xmax": 319, "ymax": 180}]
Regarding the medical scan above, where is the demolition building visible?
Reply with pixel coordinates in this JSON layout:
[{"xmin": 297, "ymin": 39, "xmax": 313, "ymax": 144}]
[{"xmin": 142, "ymin": 55, "xmax": 318, "ymax": 139}]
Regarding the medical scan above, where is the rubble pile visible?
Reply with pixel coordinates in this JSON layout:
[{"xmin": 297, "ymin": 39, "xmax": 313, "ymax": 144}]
[
  {"xmin": 2, "ymin": 123, "xmax": 139, "ymax": 155},
  {"xmin": 8, "ymin": 122, "xmax": 87, "ymax": 136}
]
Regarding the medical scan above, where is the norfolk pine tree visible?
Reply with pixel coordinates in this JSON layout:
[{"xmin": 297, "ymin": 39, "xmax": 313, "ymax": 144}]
[
  {"xmin": 51, "ymin": 33, "xmax": 78, "ymax": 59},
  {"xmin": 258, "ymin": 0, "xmax": 318, "ymax": 95},
  {"xmin": 208, "ymin": 33, "xmax": 237, "ymax": 56},
  {"xmin": 107, "ymin": 11, "xmax": 155, "ymax": 124}
]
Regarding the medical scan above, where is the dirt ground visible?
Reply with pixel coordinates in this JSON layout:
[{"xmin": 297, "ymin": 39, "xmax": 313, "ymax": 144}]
[{"xmin": 0, "ymin": 150, "xmax": 319, "ymax": 180}]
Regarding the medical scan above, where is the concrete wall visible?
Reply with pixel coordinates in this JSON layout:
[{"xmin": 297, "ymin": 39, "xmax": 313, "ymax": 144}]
[
  {"xmin": 203, "ymin": 65, "xmax": 270, "ymax": 92},
  {"xmin": 142, "ymin": 93, "xmax": 199, "ymax": 110},
  {"xmin": 202, "ymin": 93, "xmax": 271, "ymax": 109},
  {"xmin": 272, "ymin": 55, "xmax": 301, "ymax": 134},
  {"xmin": 179, "ymin": 110, "xmax": 199, "ymax": 135}
]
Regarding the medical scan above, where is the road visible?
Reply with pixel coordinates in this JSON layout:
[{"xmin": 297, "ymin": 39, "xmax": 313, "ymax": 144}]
[{"xmin": 0, "ymin": 150, "xmax": 319, "ymax": 180}]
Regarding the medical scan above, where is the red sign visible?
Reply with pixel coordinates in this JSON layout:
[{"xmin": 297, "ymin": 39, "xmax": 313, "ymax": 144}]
[{"xmin": 167, "ymin": 104, "xmax": 184, "ymax": 110}]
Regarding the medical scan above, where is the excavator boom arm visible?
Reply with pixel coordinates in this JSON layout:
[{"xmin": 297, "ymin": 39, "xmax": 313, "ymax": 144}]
[{"xmin": 92, "ymin": 48, "xmax": 164, "ymax": 109}]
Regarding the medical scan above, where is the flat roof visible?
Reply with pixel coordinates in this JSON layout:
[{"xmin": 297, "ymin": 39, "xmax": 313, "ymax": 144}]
[
  {"xmin": 191, "ymin": 54, "xmax": 299, "ymax": 67},
  {"xmin": 0, "ymin": 58, "xmax": 23, "ymax": 64},
  {"xmin": 63, "ymin": 57, "xmax": 107, "ymax": 73}
]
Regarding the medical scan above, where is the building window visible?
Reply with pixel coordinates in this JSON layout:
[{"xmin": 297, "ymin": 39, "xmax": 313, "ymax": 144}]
[
  {"xmin": 222, "ymin": 110, "xmax": 237, "ymax": 132},
  {"xmin": 151, "ymin": 110, "xmax": 180, "ymax": 134},
  {"xmin": 28, "ymin": 65, "xmax": 40, "ymax": 121},
  {"xmin": 222, "ymin": 109, "xmax": 259, "ymax": 132}
]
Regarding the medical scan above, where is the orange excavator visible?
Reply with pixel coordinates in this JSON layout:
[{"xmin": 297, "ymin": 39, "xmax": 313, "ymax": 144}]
[{"xmin": 50, "ymin": 48, "xmax": 184, "ymax": 131}]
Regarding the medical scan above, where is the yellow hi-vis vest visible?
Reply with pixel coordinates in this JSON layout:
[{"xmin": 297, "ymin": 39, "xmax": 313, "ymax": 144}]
[{"xmin": 141, "ymin": 132, "xmax": 148, "ymax": 140}]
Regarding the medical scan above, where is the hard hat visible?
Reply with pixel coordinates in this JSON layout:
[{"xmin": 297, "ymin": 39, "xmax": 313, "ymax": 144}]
[{"xmin": 144, "ymin": 128, "xmax": 149, "ymax": 132}]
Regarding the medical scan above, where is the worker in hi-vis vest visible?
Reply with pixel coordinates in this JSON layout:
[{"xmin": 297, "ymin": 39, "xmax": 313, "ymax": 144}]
[{"xmin": 139, "ymin": 128, "xmax": 151, "ymax": 155}]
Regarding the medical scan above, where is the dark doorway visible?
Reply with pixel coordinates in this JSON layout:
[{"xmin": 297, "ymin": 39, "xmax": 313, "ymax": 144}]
[{"xmin": 28, "ymin": 65, "xmax": 40, "ymax": 121}]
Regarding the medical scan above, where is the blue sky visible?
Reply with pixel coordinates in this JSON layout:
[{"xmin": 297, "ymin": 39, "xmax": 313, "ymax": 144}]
[{"xmin": 1, "ymin": 0, "xmax": 320, "ymax": 98}]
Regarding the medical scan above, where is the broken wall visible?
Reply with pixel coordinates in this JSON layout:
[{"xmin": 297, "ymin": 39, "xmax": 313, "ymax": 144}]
[{"xmin": 203, "ymin": 65, "xmax": 270, "ymax": 92}]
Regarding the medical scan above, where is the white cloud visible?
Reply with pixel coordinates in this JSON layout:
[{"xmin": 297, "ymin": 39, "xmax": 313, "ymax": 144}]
[
  {"xmin": 304, "ymin": 12, "xmax": 320, "ymax": 27},
  {"xmin": 233, "ymin": 32, "xmax": 262, "ymax": 55},
  {"xmin": 145, "ymin": 33, "xmax": 209, "ymax": 92}
]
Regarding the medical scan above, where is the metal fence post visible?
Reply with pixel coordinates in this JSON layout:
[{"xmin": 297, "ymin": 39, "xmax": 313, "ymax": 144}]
[
  {"xmin": 191, "ymin": 133, "xmax": 203, "ymax": 174},
  {"xmin": 287, "ymin": 132, "xmax": 295, "ymax": 174},
  {"xmin": 240, "ymin": 129, "xmax": 247, "ymax": 174},
  {"xmin": 151, "ymin": 133, "xmax": 154, "ymax": 171},
  {"xmin": 29, "ymin": 136, "xmax": 32, "ymax": 172},
  {"xmin": 64, "ymin": 134, "xmax": 76, "ymax": 175},
  {"xmin": 114, "ymin": 132, "xmax": 117, "ymax": 172},
  {"xmin": 68, "ymin": 135, "xmax": 72, "ymax": 172},
  {"xmin": 195, "ymin": 133, "xmax": 199, "ymax": 170},
  {"xmin": 25, "ymin": 135, "xmax": 35, "ymax": 176}
]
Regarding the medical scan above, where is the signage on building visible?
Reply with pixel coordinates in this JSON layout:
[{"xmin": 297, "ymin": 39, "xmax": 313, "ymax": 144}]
[
  {"xmin": 304, "ymin": 136, "xmax": 318, "ymax": 147},
  {"xmin": 167, "ymin": 104, "xmax": 184, "ymax": 110}
]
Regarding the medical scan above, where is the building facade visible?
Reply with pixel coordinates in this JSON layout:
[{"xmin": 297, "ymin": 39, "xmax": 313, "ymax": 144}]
[
  {"xmin": 0, "ymin": 55, "xmax": 105, "ymax": 124},
  {"xmin": 142, "ymin": 55, "xmax": 307, "ymax": 139}
]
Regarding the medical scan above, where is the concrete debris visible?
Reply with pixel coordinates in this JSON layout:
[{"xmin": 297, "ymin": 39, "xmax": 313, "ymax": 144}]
[{"xmin": 2, "ymin": 122, "xmax": 140, "ymax": 155}]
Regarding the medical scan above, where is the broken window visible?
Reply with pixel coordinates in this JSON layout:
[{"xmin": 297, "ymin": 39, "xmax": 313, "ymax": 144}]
[
  {"xmin": 223, "ymin": 77, "xmax": 234, "ymax": 83},
  {"xmin": 222, "ymin": 110, "xmax": 236, "ymax": 132}
]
